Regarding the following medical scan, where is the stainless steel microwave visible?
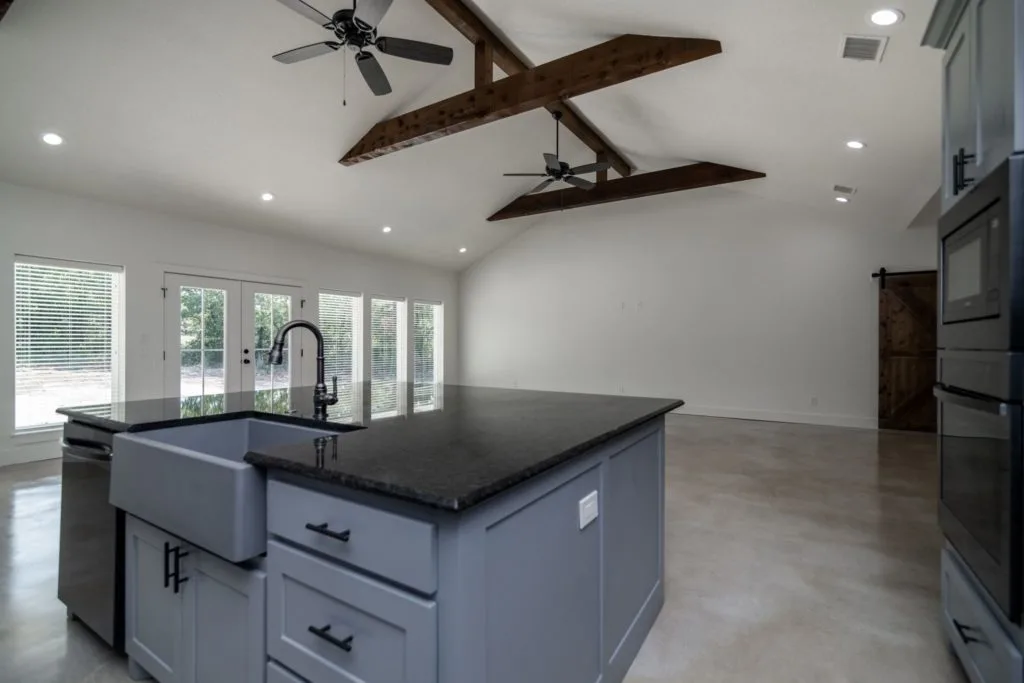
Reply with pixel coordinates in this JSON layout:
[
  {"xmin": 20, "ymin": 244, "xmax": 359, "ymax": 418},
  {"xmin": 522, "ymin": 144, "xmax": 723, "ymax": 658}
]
[{"xmin": 938, "ymin": 156, "xmax": 1024, "ymax": 351}]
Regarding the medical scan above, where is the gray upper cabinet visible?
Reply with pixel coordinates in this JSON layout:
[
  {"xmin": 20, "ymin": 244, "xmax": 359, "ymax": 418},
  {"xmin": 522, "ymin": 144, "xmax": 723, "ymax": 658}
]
[
  {"xmin": 976, "ymin": 0, "xmax": 1017, "ymax": 174},
  {"xmin": 943, "ymin": 10, "xmax": 977, "ymax": 211},
  {"xmin": 933, "ymin": 0, "xmax": 1024, "ymax": 212},
  {"xmin": 126, "ymin": 515, "xmax": 267, "ymax": 683}
]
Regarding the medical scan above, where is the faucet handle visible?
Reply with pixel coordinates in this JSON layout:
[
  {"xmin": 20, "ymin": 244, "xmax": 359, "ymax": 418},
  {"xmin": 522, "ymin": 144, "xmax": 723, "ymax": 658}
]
[{"xmin": 327, "ymin": 376, "xmax": 339, "ymax": 406}]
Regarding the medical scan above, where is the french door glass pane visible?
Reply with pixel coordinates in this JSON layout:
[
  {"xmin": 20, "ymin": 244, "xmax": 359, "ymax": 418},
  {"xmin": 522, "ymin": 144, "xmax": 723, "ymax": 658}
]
[
  {"xmin": 253, "ymin": 293, "xmax": 292, "ymax": 393},
  {"xmin": 371, "ymin": 299, "xmax": 400, "ymax": 418},
  {"xmin": 179, "ymin": 287, "xmax": 226, "ymax": 399}
]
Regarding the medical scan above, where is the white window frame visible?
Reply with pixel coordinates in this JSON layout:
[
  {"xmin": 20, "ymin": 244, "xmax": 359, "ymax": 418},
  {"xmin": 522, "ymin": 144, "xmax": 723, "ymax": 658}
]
[{"xmin": 13, "ymin": 254, "xmax": 125, "ymax": 434}]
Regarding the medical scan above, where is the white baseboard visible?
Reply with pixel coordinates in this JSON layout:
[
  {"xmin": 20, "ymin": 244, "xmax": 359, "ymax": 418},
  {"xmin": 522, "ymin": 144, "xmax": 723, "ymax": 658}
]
[
  {"xmin": 0, "ymin": 435, "xmax": 62, "ymax": 469},
  {"xmin": 672, "ymin": 405, "xmax": 877, "ymax": 430}
]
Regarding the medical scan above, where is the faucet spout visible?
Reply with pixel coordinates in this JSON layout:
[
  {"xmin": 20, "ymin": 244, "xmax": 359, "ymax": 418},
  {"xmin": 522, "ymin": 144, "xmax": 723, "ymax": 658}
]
[{"xmin": 269, "ymin": 320, "xmax": 337, "ymax": 419}]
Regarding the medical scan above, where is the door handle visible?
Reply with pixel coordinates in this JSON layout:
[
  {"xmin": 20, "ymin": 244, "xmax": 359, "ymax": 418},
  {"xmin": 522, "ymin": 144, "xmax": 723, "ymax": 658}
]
[
  {"xmin": 953, "ymin": 619, "xmax": 988, "ymax": 646},
  {"xmin": 171, "ymin": 546, "xmax": 190, "ymax": 593},
  {"xmin": 953, "ymin": 153, "xmax": 962, "ymax": 195},
  {"xmin": 163, "ymin": 542, "xmax": 171, "ymax": 589}
]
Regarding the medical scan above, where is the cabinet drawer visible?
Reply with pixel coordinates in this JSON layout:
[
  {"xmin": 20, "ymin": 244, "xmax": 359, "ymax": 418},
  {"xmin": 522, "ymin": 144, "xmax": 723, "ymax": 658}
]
[
  {"xmin": 267, "ymin": 540, "xmax": 437, "ymax": 683},
  {"xmin": 267, "ymin": 661, "xmax": 307, "ymax": 683},
  {"xmin": 268, "ymin": 480, "xmax": 437, "ymax": 594},
  {"xmin": 942, "ymin": 549, "xmax": 1022, "ymax": 683}
]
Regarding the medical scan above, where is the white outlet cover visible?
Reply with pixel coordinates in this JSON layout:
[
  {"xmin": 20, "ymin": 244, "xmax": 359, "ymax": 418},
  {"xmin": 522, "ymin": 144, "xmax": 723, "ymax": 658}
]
[{"xmin": 579, "ymin": 491, "xmax": 599, "ymax": 530}]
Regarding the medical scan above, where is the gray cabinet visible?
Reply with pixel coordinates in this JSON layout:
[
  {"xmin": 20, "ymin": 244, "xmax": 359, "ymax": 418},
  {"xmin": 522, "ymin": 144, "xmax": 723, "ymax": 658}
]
[
  {"xmin": 943, "ymin": 11, "xmax": 976, "ymax": 211},
  {"xmin": 267, "ymin": 540, "xmax": 437, "ymax": 683},
  {"xmin": 126, "ymin": 515, "xmax": 186, "ymax": 682},
  {"xmin": 183, "ymin": 551, "xmax": 266, "ymax": 683},
  {"xmin": 941, "ymin": 549, "xmax": 1022, "ymax": 683},
  {"xmin": 932, "ymin": 0, "xmax": 1024, "ymax": 212},
  {"xmin": 976, "ymin": 0, "xmax": 1017, "ymax": 175},
  {"xmin": 125, "ymin": 515, "xmax": 266, "ymax": 683}
]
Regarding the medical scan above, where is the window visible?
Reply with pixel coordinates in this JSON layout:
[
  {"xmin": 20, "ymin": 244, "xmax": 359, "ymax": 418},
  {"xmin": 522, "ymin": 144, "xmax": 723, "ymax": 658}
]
[
  {"xmin": 370, "ymin": 298, "xmax": 404, "ymax": 418},
  {"xmin": 319, "ymin": 292, "xmax": 361, "ymax": 419},
  {"xmin": 14, "ymin": 257, "xmax": 123, "ymax": 431},
  {"xmin": 413, "ymin": 302, "xmax": 443, "ymax": 412}
]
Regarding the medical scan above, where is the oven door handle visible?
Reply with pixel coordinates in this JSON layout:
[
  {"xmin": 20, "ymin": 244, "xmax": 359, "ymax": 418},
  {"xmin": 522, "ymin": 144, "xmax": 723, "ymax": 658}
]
[{"xmin": 933, "ymin": 385, "xmax": 1009, "ymax": 416}]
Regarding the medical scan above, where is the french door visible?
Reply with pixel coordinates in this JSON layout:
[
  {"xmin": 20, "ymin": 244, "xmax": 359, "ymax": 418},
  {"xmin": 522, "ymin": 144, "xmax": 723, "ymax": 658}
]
[{"xmin": 164, "ymin": 274, "xmax": 303, "ymax": 401}]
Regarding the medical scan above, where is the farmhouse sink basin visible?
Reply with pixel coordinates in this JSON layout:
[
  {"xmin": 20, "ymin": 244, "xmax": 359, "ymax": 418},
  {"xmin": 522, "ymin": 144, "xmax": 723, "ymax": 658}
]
[{"xmin": 111, "ymin": 419, "xmax": 337, "ymax": 562}]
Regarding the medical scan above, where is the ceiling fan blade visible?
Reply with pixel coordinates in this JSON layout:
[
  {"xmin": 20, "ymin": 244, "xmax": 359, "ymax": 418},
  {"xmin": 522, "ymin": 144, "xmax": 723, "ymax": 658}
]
[
  {"xmin": 376, "ymin": 37, "xmax": 454, "ymax": 65},
  {"xmin": 503, "ymin": 173, "xmax": 548, "ymax": 177},
  {"xmin": 273, "ymin": 42, "xmax": 341, "ymax": 64},
  {"xmin": 355, "ymin": 52, "xmax": 393, "ymax": 96},
  {"xmin": 543, "ymin": 153, "xmax": 561, "ymax": 175},
  {"xmin": 529, "ymin": 178, "xmax": 555, "ymax": 194},
  {"xmin": 563, "ymin": 176, "xmax": 596, "ymax": 191},
  {"xmin": 569, "ymin": 162, "xmax": 612, "ymax": 175},
  {"xmin": 353, "ymin": 0, "xmax": 394, "ymax": 28},
  {"xmin": 276, "ymin": 0, "xmax": 332, "ymax": 25}
]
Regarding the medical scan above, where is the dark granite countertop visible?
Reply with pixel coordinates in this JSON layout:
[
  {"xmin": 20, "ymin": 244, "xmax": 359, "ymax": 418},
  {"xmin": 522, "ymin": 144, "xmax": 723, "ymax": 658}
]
[{"xmin": 60, "ymin": 383, "xmax": 682, "ymax": 511}]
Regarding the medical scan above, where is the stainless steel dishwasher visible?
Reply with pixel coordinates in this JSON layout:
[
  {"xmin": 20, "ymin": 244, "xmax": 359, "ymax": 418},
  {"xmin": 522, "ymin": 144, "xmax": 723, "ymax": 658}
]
[{"xmin": 57, "ymin": 420, "xmax": 124, "ymax": 652}]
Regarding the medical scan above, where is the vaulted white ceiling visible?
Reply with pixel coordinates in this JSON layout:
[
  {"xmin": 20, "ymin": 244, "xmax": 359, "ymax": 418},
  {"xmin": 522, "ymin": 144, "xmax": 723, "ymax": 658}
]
[{"xmin": 0, "ymin": 0, "xmax": 942, "ymax": 269}]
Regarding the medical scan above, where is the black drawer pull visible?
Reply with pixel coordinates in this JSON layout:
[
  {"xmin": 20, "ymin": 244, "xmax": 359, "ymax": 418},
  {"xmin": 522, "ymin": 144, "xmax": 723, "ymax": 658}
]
[
  {"xmin": 953, "ymin": 619, "xmax": 988, "ymax": 646},
  {"xmin": 305, "ymin": 522, "xmax": 351, "ymax": 543},
  {"xmin": 308, "ymin": 624, "xmax": 354, "ymax": 652}
]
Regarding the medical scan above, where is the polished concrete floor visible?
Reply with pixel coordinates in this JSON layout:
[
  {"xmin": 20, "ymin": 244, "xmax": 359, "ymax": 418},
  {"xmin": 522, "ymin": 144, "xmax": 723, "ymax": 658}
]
[{"xmin": 0, "ymin": 416, "xmax": 963, "ymax": 683}]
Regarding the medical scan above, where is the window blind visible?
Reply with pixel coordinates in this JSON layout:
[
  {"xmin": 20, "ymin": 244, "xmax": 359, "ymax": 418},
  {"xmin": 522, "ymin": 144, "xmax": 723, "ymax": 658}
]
[
  {"xmin": 14, "ymin": 258, "xmax": 123, "ymax": 430},
  {"xmin": 319, "ymin": 292, "xmax": 360, "ymax": 419},
  {"xmin": 413, "ymin": 302, "xmax": 443, "ymax": 412},
  {"xmin": 370, "ymin": 298, "xmax": 402, "ymax": 418}
]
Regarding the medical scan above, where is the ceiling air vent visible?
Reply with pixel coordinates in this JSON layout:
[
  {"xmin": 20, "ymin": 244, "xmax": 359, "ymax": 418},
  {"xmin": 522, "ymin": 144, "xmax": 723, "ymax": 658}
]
[
  {"xmin": 840, "ymin": 35, "xmax": 889, "ymax": 62},
  {"xmin": 834, "ymin": 184, "xmax": 857, "ymax": 196}
]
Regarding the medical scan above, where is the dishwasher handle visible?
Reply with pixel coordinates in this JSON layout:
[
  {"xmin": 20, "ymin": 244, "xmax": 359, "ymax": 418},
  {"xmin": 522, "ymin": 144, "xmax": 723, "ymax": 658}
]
[{"xmin": 62, "ymin": 441, "xmax": 113, "ymax": 462}]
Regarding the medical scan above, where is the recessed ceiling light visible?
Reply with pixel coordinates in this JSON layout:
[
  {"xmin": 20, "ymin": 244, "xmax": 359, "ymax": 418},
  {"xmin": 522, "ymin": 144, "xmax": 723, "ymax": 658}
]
[
  {"xmin": 870, "ymin": 8, "xmax": 904, "ymax": 26},
  {"xmin": 459, "ymin": 247, "xmax": 468, "ymax": 253},
  {"xmin": 382, "ymin": 226, "xmax": 392, "ymax": 233},
  {"xmin": 41, "ymin": 132, "xmax": 64, "ymax": 146},
  {"xmin": 261, "ymin": 192, "xmax": 275, "ymax": 202},
  {"xmin": 846, "ymin": 140, "xmax": 866, "ymax": 150},
  {"xmin": 836, "ymin": 197, "xmax": 850, "ymax": 203}
]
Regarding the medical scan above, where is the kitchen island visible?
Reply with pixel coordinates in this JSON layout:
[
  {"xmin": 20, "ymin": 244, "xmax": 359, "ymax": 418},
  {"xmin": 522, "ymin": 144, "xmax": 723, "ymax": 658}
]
[{"xmin": 60, "ymin": 383, "xmax": 682, "ymax": 683}]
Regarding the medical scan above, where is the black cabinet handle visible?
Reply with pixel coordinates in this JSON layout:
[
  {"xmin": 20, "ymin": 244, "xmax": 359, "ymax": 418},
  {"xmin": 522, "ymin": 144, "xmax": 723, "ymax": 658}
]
[
  {"xmin": 305, "ymin": 522, "xmax": 351, "ymax": 543},
  {"xmin": 308, "ymin": 624, "xmax": 354, "ymax": 652},
  {"xmin": 953, "ymin": 619, "xmax": 987, "ymax": 646},
  {"xmin": 954, "ymin": 148, "xmax": 977, "ymax": 194},
  {"xmin": 172, "ymin": 546, "xmax": 190, "ymax": 594},
  {"xmin": 163, "ymin": 542, "xmax": 171, "ymax": 588}
]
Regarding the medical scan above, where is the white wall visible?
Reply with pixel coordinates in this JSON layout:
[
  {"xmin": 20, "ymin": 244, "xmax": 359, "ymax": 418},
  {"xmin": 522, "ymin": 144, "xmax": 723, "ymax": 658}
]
[
  {"xmin": 460, "ymin": 187, "xmax": 936, "ymax": 429},
  {"xmin": 0, "ymin": 182, "xmax": 458, "ymax": 467}
]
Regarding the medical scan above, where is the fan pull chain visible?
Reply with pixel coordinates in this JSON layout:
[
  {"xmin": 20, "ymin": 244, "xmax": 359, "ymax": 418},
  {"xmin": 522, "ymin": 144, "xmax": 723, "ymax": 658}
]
[{"xmin": 343, "ymin": 55, "xmax": 348, "ymax": 107}]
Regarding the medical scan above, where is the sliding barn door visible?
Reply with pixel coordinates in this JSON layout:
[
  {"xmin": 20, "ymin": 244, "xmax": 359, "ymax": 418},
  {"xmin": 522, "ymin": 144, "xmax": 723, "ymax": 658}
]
[{"xmin": 878, "ymin": 271, "xmax": 938, "ymax": 432}]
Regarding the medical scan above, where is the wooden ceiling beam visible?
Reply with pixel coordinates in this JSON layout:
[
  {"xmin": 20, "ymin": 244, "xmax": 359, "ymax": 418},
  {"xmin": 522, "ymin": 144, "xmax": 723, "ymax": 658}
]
[
  {"xmin": 424, "ymin": 0, "xmax": 634, "ymax": 177},
  {"xmin": 341, "ymin": 35, "xmax": 721, "ymax": 166},
  {"xmin": 488, "ymin": 162, "xmax": 765, "ymax": 221}
]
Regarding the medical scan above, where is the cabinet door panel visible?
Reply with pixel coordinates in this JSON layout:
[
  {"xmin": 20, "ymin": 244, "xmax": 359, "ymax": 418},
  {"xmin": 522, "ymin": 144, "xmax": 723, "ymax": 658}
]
[
  {"xmin": 126, "ymin": 516, "xmax": 185, "ymax": 682},
  {"xmin": 976, "ymin": 0, "xmax": 1016, "ymax": 174},
  {"xmin": 944, "ymin": 15, "xmax": 976, "ymax": 209},
  {"xmin": 184, "ymin": 551, "xmax": 267, "ymax": 683}
]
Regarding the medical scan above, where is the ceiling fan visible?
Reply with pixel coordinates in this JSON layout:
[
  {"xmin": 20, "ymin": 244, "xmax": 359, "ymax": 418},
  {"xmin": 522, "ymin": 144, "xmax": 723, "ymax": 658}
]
[
  {"xmin": 272, "ymin": 0, "xmax": 454, "ymax": 97},
  {"xmin": 503, "ymin": 110, "xmax": 612, "ymax": 194}
]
